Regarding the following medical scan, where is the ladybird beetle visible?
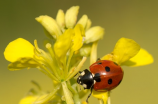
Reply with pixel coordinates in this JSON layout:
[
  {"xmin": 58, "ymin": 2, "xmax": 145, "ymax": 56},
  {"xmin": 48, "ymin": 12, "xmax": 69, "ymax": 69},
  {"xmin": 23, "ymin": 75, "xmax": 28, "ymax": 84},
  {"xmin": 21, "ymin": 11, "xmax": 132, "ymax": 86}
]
[{"xmin": 77, "ymin": 60, "xmax": 124, "ymax": 102}]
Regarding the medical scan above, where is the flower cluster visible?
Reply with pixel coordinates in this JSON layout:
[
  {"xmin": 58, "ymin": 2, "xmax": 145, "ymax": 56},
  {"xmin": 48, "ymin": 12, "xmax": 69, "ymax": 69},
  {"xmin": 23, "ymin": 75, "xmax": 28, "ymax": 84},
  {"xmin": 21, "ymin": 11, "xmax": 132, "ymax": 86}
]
[
  {"xmin": 4, "ymin": 6, "xmax": 153, "ymax": 104},
  {"xmin": 4, "ymin": 6, "xmax": 104, "ymax": 104}
]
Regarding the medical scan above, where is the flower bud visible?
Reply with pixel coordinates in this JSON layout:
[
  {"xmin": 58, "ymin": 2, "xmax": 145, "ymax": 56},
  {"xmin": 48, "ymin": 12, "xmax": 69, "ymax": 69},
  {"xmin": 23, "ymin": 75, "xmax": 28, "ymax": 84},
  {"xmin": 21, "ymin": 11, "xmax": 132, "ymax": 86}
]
[
  {"xmin": 77, "ymin": 15, "xmax": 88, "ymax": 29},
  {"xmin": 80, "ymin": 45, "xmax": 92, "ymax": 56},
  {"xmin": 36, "ymin": 15, "xmax": 62, "ymax": 39},
  {"xmin": 84, "ymin": 26, "xmax": 104, "ymax": 44},
  {"xmin": 85, "ymin": 19, "xmax": 92, "ymax": 30},
  {"xmin": 65, "ymin": 6, "xmax": 79, "ymax": 28},
  {"xmin": 56, "ymin": 9, "xmax": 65, "ymax": 30}
]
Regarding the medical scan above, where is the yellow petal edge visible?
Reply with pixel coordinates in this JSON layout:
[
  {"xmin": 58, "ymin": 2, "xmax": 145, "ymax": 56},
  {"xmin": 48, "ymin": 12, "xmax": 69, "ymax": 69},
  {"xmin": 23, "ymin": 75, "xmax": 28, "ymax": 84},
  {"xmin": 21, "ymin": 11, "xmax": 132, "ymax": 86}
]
[
  {"xmin": 4, "ymin": 38, "xmax": 34, "ymax": 62},
  {"xmin": 112, "ymin": 37, "xmax": 140, "ymax": 65},
  {"xmin": 121, "ymin": 48, "xmax": 154, "ymax": 67},
  {"xmin": 92, "ymin": 90, "xmax": 108, "ymax": 104}
]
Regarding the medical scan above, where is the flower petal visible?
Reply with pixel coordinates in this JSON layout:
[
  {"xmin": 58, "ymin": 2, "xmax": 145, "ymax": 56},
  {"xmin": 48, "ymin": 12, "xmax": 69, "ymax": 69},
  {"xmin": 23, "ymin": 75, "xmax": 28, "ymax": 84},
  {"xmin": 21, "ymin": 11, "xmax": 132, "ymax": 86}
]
[
  {"xmin": 19, "ymin": 96, "xmax": 38, "ymax": 104},
  {"xmin": 56, "ymin": 9, "xmax": 65, "ymax": 30},
  {"xmin": 77, "ymin": 15, "xmax": 88, "ymax": 29},
  {"xmin": 101, "ymin": 53, "xmax": 113, "ymax": 61},
  {"xmin": 54, "ymin": 29, "xmax": 74, "ymax": 62},
  {"xmin": 19, "ymin": 94, "xmax": 48, "ymax": 104},
  {"xmin": 84, "ymin": 26, "xmax": 104, "ymax": 44},
  {"xmin": 71, "ymin": 24, "xmax": 85, "ymax": 53},
  {"xmin": 82, "ymin": 101, "xmax": 88, "ymax": 104},
  {"xmin": 65, "ymin": 6, "xmax": 79, "ymax": 28},
  {"xmin": 112, "ymin": 37, "xmax": 140, "ymax": 65},
  {"xmin": 4, "ymin": 38, "xmax": 34, "ymax": 62},
  {"xmin": 121, "ymin": 48, "xmax": 154, "ymax": 66},
  {"xmin": 92, "ymin": 90, "xmax": 108, "ymax": 104},
  {"xmin": 36, "ymin": 15, "xmax": 62, "ymax": 39},
  {"xmin": 85, "ymin": 19, "xmax": 92, "ymax": 31},
  {"xmin": 8, "ymin": 57, "xmax": 39, "ymax": 71}
]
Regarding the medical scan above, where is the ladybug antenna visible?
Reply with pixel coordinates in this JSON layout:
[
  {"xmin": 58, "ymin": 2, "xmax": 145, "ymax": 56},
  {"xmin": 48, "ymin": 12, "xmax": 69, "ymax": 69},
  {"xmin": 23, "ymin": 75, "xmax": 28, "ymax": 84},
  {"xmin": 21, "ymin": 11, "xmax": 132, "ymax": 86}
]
[
  {"xmin": 74, "ymin": 71, "xmax": 82, "ymax": 77},
  {"xmin": 86, "ymin": 85, "xmax": 94, "ymax": 103}
]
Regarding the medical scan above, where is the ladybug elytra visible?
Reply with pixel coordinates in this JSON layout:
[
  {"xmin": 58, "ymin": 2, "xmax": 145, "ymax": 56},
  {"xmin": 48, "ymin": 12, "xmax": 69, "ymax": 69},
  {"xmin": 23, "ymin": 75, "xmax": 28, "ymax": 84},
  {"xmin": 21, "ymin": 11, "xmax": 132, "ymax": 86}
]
[{"xmin": 77, "ymin": 60, "xmax": 124, "ymax": 102}]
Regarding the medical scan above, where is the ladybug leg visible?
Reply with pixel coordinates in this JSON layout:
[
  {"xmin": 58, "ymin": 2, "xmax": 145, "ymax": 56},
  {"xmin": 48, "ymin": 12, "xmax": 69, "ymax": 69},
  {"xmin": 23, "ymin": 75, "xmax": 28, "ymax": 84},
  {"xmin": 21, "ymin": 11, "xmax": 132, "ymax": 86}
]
[
  {"xmin": 97, "ymin": 58, "xmax": 101, "ymax": 61},
  {"xmin": 86, "ymin": 85, "xmax": 94, "ymax": 103}
]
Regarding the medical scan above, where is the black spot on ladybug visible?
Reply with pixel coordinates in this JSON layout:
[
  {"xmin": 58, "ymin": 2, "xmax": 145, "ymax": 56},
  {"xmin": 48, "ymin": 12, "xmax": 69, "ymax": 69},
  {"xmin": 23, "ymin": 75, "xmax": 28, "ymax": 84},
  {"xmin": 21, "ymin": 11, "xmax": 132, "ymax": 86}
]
[
  {"xmin": 118, "ymin": 80, "xmax": 122, "ymax": 85},
  {"xmin": 94, "ymin": 73, "xmax": 101, "ymax": 82},
  {"xmin": 113, "ymin": 62, "xmax": 118, "ymax": 66},
  {"xmin": 97, "ymin": 62, "xmax": 102, "ymax": 64},
  {"xmin": 108, "ymin": 79, "xmax": 112, "ymax": 84},
  {"xmin": 105, "ymin": 66, "xmax": 110, "ymax": 72}
]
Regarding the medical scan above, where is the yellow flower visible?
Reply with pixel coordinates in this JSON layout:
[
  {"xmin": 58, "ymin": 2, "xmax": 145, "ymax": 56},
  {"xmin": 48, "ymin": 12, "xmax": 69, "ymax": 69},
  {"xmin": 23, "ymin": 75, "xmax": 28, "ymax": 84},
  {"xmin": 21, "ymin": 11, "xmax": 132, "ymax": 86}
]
[
  {"xmin": 4, "ymin": 38, "xmax": 39, "ymax": 71},
  {"xmin": 102, "ymin": 37, "xmax": 154, "ymax": 66},
  {"xmin": 4, "ymin": 6, "xmax": 105, "ymax": 104},
  {"xmin": 35, "ymin": 6, "xmax": 105, "ymax": 70},
  {"xmin": 36, "ymin": 6, "xmax": 105, "ymax": 44},
  {"xmin": 92, "ymin": 37, "xmax": 154, "ymax": 104},
  {"xmin": 4, "ymin": 14, "xmax": 86, "ymax": 104}
]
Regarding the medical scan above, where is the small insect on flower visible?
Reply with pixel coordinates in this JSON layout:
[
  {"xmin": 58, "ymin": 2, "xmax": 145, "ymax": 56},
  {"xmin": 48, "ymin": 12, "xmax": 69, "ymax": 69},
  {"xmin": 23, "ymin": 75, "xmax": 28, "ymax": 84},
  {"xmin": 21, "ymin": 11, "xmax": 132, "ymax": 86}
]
[{"xmin": 77, "ymin": 59, "xmax": 123, "ymax": 103}]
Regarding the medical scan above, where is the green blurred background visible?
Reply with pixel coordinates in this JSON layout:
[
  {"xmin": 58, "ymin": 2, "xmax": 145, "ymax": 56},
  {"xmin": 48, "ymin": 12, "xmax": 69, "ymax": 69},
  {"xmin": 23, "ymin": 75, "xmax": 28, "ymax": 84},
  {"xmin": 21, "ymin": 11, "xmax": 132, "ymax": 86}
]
[{"xmin": 0, "ymin": 0, "xmax": 158, "ymax": 104}]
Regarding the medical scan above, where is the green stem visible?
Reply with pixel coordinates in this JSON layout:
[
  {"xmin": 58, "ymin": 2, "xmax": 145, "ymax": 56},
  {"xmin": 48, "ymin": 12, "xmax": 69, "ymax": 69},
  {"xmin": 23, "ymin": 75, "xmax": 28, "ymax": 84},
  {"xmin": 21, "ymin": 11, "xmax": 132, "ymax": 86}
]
[
  {"xmin": 39, "ymin": 65, "xmax": 60, "ymax": 82},
  {"xmin": 107, "ymin": 91, "xmax": 111, "ymax": 104},
  {"xmin": 99, "ymin": 99, "xmax": 103, "ymax": 104},
  {"xmin": 45, "ymin": 43, "xmax": 63, "ymax": 80},
  {"xmin": 66, "ymin": 57, "xmax": 87, "ymax": 81},
  {"xmin": 90, "ymin": 41, "xmax": 98, "ymax": 65},
  {"xmin": 62, "ymin": 81, "xmax": 74, "ymax": 104},
  {"xmin": 107, "ymin": 97, "xmax": 111, "ymax": 104},
  {"xmin": 67, "ymin": 51, "xmax": 74, "ymax": 71},
  {"xmin": 33, "ymin": 84, "xmax": 61, "ymax": 104},
  {"xmin": 65, "ymin": 51, "xmax": 73, "ymax": 78},
  {"xmin": 67, "ymin": 82, "xmax": 81, "ymax": 104}
]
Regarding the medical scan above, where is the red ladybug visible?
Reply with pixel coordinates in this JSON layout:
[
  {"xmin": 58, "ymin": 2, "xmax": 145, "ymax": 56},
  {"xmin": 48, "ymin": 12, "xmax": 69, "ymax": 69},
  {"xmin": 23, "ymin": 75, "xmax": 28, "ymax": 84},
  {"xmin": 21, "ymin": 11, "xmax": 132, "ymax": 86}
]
[{"xmin": 77, "ymin": 60, "xmax": 124, "ymax": 102}]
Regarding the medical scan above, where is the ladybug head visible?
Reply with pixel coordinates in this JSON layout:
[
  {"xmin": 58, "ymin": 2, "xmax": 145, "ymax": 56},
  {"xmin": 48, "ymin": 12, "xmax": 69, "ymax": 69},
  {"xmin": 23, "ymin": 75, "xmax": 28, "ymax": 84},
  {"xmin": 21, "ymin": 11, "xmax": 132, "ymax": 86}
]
[{"xmin": 77, "ymin": 69, "xmax": 94, "ymax": 89}]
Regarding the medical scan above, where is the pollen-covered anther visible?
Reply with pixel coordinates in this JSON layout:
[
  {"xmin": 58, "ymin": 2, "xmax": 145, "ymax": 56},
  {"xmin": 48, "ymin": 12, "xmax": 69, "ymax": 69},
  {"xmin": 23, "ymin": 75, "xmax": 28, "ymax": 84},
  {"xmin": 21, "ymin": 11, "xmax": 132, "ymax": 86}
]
[{"xmin": 46, "ymin": 43, "xmax": 52, "ymax": 49}]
